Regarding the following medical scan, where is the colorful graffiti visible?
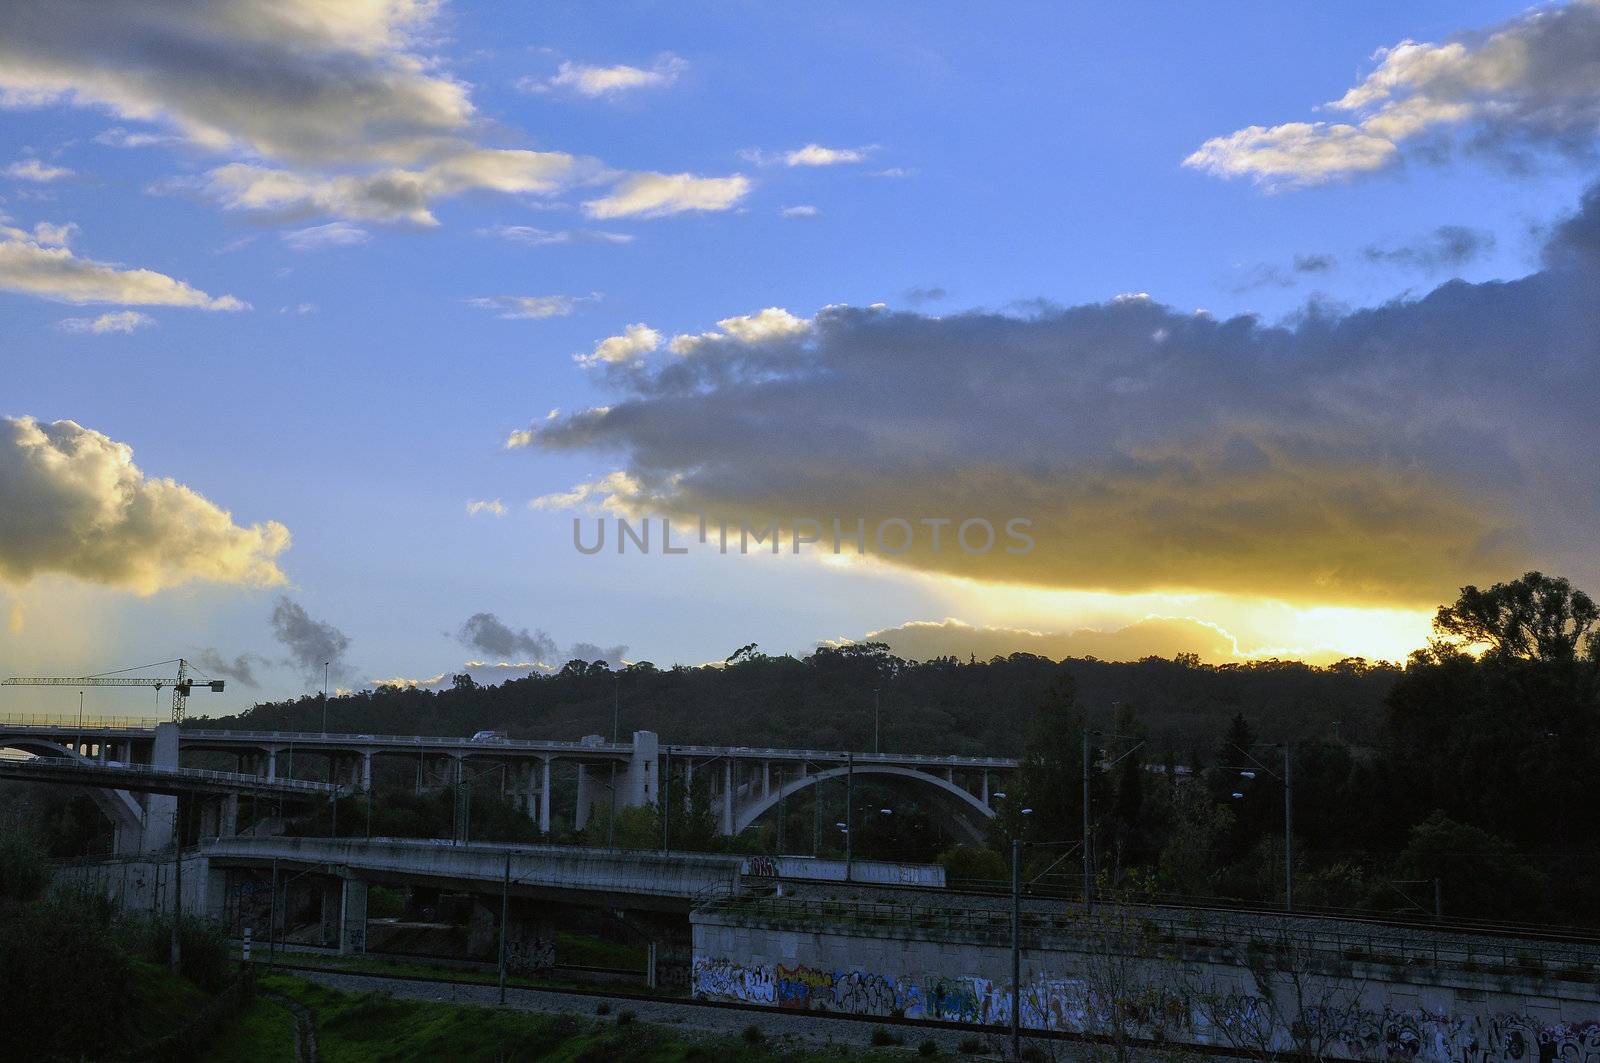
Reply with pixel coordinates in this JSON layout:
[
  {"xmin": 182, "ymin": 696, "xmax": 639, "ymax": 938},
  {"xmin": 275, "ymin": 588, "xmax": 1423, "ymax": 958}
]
[{"xmin": 691, "ymin": 955, "xmax": 1599, "ymax": 1062}]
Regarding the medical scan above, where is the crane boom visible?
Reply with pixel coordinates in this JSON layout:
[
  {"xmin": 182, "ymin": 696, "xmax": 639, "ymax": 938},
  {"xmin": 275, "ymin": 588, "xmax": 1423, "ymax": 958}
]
[{"xmin": 3, "ymin": 658, "xmax": 223, "ymax": 723}]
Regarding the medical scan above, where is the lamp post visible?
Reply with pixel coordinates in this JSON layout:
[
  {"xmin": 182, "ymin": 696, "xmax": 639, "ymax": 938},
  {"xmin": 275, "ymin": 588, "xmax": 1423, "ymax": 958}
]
[
  {"xmin": 844, "ymin": 751, "xmax": 854, "ymax": 880},
  {"xmin": 498, "ymin": 849, "xmax": 510, "ymax": 1004},
  {"xmin": 1008, "ymin": 806, "xmax": 1033, "ymax": 1062},
  {"xmin": 321, "ymin": 661, "xmax": 329, "ymax": 734},
  {"xmin": 873, "ymin": 688, "xmax": 880, "ymax": 755},
  {"xmin": 608, "ymin": 672, "xmax": 620, "ymax": 848},
  {"xmin": 1227, "ymin": 742, "xmax": 1294, "ymax": 912}
]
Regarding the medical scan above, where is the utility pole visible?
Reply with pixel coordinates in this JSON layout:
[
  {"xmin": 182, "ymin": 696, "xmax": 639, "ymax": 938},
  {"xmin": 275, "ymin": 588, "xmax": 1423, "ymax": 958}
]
[
  {"xmin": 608, "ymin": 673, "xmax": 620, "ymax": 848},
  {"xmin": 1010, "ymin": 836, "xmax": 1022, "ymax": 1062},
  {"xmin": 844, "ymin": 752, "xmax": 854, "ymax": 880},
  {"xmin": 1082, "ymin": 728, "xmax": 1092, "ymax": 912},
  {"xmin": 268, "ymin": 857, "xmax": 278, "ymax": 968},
  {"xmin": 498, "ymin": 850, "xmax": 510, "ymax": 1004},
  {"xmin": 660, "ymin": 746, "xmax": 671, "ymax": 851},
  {"xmin": 322, "ymin": 661, "xmax": 329, "ymax": 734},
  {"xmin": 1283, "ymin": 743, "xmax": 1294, "ymax": 913},
  {"xmin": 170, "ymin": 795, "xmax": 183, "ymax": 974}
]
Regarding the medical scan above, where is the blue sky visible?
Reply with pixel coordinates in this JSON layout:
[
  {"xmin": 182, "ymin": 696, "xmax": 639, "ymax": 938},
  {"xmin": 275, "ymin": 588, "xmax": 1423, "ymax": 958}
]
[{"xmin": 4, "ymin": 1, "xmax": 1599, "ymax": 714}]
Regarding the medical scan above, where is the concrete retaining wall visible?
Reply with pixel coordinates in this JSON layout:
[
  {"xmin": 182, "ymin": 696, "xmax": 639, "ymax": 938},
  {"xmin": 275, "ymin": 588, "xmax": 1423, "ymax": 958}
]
[{"xmin": 690, "ymin": 907, "xmax": 1600, "ymax": 1060}]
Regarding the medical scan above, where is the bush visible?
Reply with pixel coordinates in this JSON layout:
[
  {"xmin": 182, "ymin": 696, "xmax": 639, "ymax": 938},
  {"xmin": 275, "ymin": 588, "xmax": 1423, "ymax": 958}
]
[
  {"xmin": 0, "ymin": 895, "xmax": 135, "ymax": 1057},
  {"xmin": 958, "ymin": 1037, "xmax": 985, "ymax": 1055},
  {"xmin": 617, "ymin": 1008, "xmax": 636, "ymax": 1025},
  {"xmin": 135, "ymin": 915, "xmax": 234, "ymax": 992},
  {"xmin": 595, "ymin": 1001, "xmax": 611, "ymax": 1015},
  {"xmin": 0, "ymin": 830, "xmax": 48, "ymax": 903},
  {"xmin": 871, "ymin": 1025, "xmax": 903, "ymax": 1046},
  {"xmin": 920, "ymin": 1038, "xmax": 940, "ymax": 1056},
  {"xmin": 742, "ymin": 1023, "xmax": 765, "ymax": 1045}
]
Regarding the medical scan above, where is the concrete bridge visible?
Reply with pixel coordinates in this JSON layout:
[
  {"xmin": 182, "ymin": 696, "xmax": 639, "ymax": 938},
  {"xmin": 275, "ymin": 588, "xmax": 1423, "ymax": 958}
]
[{"xmin": 0, "ymin": 718, "xmax": 1016, "ymax": 845}]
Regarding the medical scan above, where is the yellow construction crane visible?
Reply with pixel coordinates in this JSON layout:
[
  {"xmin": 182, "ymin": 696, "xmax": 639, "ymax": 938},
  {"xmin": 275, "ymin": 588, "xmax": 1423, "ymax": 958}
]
[{"xmin": 3, "ymin": 658, "xmax": 224, "ymax": 723}]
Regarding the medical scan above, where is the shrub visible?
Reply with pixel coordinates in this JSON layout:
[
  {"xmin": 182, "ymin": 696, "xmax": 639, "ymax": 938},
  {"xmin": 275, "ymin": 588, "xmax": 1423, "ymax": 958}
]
[
  {"xmin": 0, "ymin": 830, "xmax": 48, "ymax": 902},
  {"xmin": 871, "ymin": 1025, "xmax": 903, "ymax": 1046},
  {"xmin": 617, "ymin": 1008, "xmax": 636, "ymax": 1025},
  {"xmin": 919, "ymin": 1038, "xmax": 940, "ymax": 1056},
  {"xmin": 595, "ymin": 1001, "xmax": 611, "ymax": 1015},
  {"xmin": 958, "ymin": 1037, "xmax": 985, "ymax": 1055},
  {"xmin": 742, "ymin": 1023, "xmax": 766, "ymax": 1045}
]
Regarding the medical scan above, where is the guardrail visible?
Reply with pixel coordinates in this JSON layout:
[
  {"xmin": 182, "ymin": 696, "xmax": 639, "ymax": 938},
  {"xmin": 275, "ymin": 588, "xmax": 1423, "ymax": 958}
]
[
  {"xmin": 695, "ymin": 894, "xmax": 1600, "ymax": 977},
  {"xmin": 0, "ymin": 713, "xmax": 162, "ymax": 730},
  {"xmin": 180, "ymin": 729, "xmax": 635, "ymax": 753}
]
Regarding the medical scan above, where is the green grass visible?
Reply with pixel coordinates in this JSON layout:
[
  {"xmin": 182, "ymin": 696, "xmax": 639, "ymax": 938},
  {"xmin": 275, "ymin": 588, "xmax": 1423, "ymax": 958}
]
[
  {"xmin": 556, "ymin": 930, "xmax": 648, "ymax": 971},
  {"xmin": 245, "ymin": 949, "xmax": 647, "ymax": 996},
  {"xmin": 125, "ymin": 959, "xmax": 212, "ymax": 1047},
  {"xmin": 203, "ymin": 994, "xmax": 298, "ymax": 1063},
  {"xmin": 261, "ymin": 974, "xmax": 939, "ymax": 1062}
]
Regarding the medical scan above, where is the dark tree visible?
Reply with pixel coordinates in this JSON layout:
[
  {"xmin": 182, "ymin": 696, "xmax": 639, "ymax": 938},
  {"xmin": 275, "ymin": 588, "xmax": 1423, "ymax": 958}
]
[{"xmin": 1433, "ymin": 571, "xmax": 1599, "ymax": 663}]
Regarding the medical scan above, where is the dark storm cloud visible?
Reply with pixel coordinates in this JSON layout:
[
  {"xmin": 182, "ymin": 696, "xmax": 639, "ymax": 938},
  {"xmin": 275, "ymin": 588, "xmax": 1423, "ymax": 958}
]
[
  {"xmin": 270, "ymin": 596, "xmax": 352, "ymax": 685},
  {"xmin": 191, "ymin": 648, "xmax": 268, "ymax": 689},
  {"xmin": 456, "ymin": 612, "xmax": 559, "ymax": 662},
  {"xmin": 1364, "ymin": 225, "xmax": 1496, "ymax": 272},
  {"xmin": 514, "ymin": 184, "xmax": 1600, "ymax": 608}
]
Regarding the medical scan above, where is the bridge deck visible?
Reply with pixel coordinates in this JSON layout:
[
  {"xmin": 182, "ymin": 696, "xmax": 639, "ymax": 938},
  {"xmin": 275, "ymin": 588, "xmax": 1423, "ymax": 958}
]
[{"xmin": 0, "ymin": 755, "xmax": 340, "ymax": 799}]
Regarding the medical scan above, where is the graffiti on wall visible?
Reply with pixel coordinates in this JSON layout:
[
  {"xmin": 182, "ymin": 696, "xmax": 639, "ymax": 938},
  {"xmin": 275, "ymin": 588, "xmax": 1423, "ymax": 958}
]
[{"xmin": 691, "ymin": 956, "xmax": 1599, "ymax": 1062}]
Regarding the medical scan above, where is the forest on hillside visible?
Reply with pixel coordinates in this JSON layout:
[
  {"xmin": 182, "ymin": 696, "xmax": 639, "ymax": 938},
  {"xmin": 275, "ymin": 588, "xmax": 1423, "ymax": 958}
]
[{"xmin": 201, "ymin": 647, "xmax": 1399, "ymax": 765}]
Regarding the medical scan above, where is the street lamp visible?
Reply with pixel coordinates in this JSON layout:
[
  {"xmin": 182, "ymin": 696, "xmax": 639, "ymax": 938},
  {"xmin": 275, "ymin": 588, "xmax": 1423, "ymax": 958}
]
[{"xmin": 1225, "ymin": 742, "xmax": 1294, "ymax": 912}]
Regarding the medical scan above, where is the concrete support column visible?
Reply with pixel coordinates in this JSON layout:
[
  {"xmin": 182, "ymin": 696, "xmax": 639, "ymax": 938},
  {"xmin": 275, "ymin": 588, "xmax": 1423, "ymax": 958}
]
[
  {"xmin": 220, "ymin": 793, "xmax": 238, "ymax": 837},
  {"xmin": 981, "ymin": 770, "xmax": 989, "ymax": 806},
  {"xmin": 360, "ymin": 751, "xmax": 372, "ymax": 793},
  {"xmin": 265, "ymin": 748, "xmax": 277, "ymax": 781},
  {"xmin": 145, "ymin": 723, "xmax": 180, "ymax": 851},
  {"xmin": 721, "ymin": 760, "xmax": 734, "ymax": 835},
  {"xmin": 575, "ymin": 763, "xmax": 591, "ymax": 832},
  {"xmin": 762, "ymin": 761, "xmax": 770, "ymax": 797},
  {"xmin": 623, "ymin": 730, "xmax": 660, "ymax": 808},
  {"xmin": 539, "ymin": 758, "xmax": 551, "ymax": 834},
  {"xmin": 339, "ymin": 878, "xmax": 367, "ymax": 955}
]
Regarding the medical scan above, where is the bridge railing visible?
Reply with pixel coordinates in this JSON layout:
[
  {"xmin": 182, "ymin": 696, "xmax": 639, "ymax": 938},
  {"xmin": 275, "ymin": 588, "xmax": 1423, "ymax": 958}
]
[
  {"xmin": 0, "ymin": 713, "xmax": 163, "ymax": 730},
  {"xmin": 179, "ymin": 728, "xmax": 634, "ymax": 753},
  {"xmin": 666, "ymin": 744, "xmax": 1018, "ymax": 768}
]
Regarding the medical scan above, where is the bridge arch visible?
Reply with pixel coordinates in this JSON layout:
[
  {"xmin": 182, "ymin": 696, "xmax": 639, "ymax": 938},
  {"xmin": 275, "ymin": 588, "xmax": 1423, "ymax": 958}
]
[
  {"xmin": 0, "ymin": 733, "xmax": 145, "ymax": 841},
  {"xmin": 731, "ymin": 764, "xmax": 995, "ymax": 845}
]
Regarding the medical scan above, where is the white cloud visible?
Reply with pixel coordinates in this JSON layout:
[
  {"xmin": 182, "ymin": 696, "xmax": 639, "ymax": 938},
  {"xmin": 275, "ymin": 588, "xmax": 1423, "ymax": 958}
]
[
  {"xmin": 1187, "ymin": 1, "xmax": 1600, "ymax": 187},
  {"xmin": 0, "ymin": 229, "xmax": 246, "ymax": 309},
  {"xmin": 281, "ymin": 221, "xmax": 370, "ymax": 251},
  {"xmin": 583, "ymin": 172, "xmax": 750, "ymax": 219},
  {"xmin": 669, "ymin": 307, "xmax": 812, "ymax": 356},
  {"xmin": 0, "ymin": 416, "xmax": 290, "ymax": 593},
  {"xmin": 191, "ymin": 149, "xmax": 584, "ymax": 226},
  {"xmin": 539, "ymin": 54, "xmax": 687, "ymax": 97},
  {"xmin": 30, "ymin": 221, "xmax": 77, "ymax": 246},
  {"xmin": 780, "ymin": 204, "xmax": 818, "ymax": 217},
  {"xmin": 785, "ymin": 144, "xmax": 871, "ymax": 166},
  {"xmin": 468, "ymin": 293, "xmax": 598, "ymax": 319},
  {"xmin": 4, "ymin": 158, "xmax": 73, "ymax": 182},
  {"xmin": 476, "ymin": 224, "xmax": 634, "ymax": 246},
  {"xmin": 59, "ymin": 310, "xmax": 154, "ymax": 334},
  {"xmin": 575, "ymin": 323, "xmax": 661, "ymax": 368},
  {"xmin": 466, "ymin": 499, "xmax": 507, "ymax": 517}
]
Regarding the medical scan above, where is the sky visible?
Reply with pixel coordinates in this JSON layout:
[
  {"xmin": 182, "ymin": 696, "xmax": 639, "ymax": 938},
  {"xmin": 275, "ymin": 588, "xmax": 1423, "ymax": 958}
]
[{"xmin": 3, "ymin": 0, "xmax": 1600, "ymax": 716}]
